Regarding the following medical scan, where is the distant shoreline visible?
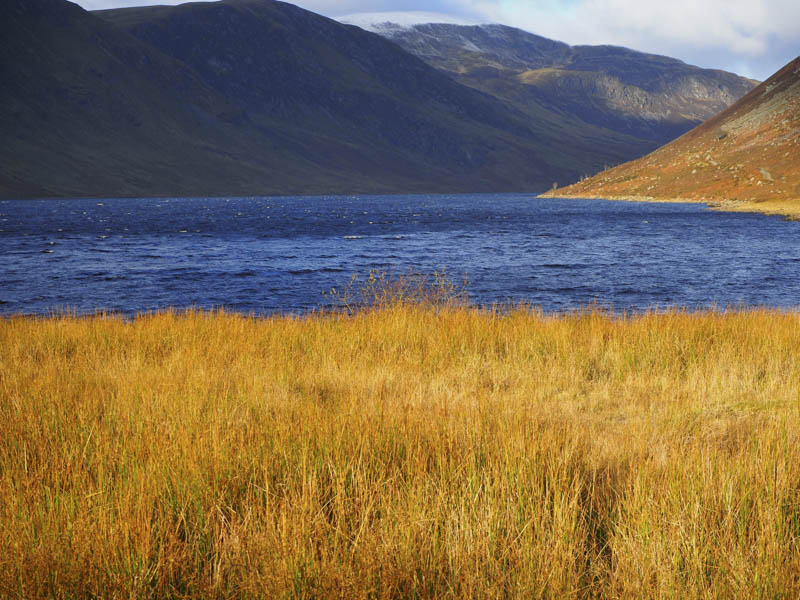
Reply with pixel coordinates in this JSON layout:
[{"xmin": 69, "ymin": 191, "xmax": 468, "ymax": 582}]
[{"xmin": 538, "ymin": 192, "xmax": 800, "ymax": 220}]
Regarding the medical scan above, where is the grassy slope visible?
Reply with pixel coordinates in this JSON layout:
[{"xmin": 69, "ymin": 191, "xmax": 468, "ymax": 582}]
[
  {"xmin": 2, "ymin": 305, "xmax": 800, "ymax": 597},
  {"xmin": 450, "ymin": 68, "xmax": 658, "ymax": 176},
  {"xmin": 542, "ymin": 57, "xmax": 800, "ymax": 218}
]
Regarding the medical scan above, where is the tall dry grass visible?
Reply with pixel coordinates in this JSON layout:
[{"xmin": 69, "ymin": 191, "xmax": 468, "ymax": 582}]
[{"xmin": 2, "ymin": 299, "xmax": 800, "ymax": 597}]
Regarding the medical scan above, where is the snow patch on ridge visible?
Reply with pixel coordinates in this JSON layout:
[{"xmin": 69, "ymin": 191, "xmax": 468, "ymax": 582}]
[{"xmin": 337, "ymin": 11, "xmax": 479, "ymax": 34}]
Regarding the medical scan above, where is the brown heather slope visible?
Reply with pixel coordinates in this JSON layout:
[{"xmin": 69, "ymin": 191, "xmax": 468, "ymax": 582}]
[{"xmin": 542, "ymin": 56, "xmax": 800, "ymax": 218}]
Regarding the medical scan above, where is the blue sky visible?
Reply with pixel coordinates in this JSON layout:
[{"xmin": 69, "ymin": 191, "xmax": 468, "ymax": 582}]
[{"xmin": 77, "ymin": 0, "xmax": 799, "ymax": 81}]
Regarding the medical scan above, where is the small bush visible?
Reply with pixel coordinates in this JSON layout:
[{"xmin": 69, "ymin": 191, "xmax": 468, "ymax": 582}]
[{"xmin": 324, "ymin": 268, "xmax": 468, "ymax": 314}]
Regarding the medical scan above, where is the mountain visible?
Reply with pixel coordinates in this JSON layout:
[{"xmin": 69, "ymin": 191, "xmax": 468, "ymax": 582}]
[
  {"xmin": 1, "ymin": 0, "xmax": 649, "ymax": 199},
  {"xmin": 96, "ymin": 0, "xmax": 664, "ymax": 191},
  {"xmin": 341, "ymin": 18, "xmax": 758, "ymax": 153},
  {"xmin": 0, "ymin": 0, "xmax": 258, "ymax": 198},
  {"xmin": 541, "ymin": 57, "xmax": 800, "ymax": 218}
]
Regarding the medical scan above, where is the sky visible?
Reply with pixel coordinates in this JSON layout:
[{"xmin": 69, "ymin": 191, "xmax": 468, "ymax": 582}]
[{"xmin": 75, "ymin": 0, "xmax": 799, "ymax": 81}]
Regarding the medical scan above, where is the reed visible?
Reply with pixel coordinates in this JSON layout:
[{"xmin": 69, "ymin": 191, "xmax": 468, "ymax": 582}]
[{"xmin": 2, "ymin": 299, "xmax": 800, "ymax": 598}]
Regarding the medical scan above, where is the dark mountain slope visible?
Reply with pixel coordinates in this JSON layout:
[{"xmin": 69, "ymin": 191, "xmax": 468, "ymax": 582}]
[
  {"xmin": 543, "ymin": 57, "xmax": 800, "ymax": 218},
  {"xmin": 354, "ymin": 21, "xmax": 757, "ymax": 147},
  {"xmin": 0, "ymin": 0, "xmax": 300, "ymax": 198},
  {"xmin": 94, "ymin": 0, "xmax": 539, "ymax": 185},
  {"xmin": 96, "ymin": 0, "xmax": 653, "ymax": 191},
  {"xmin": 2, "ymin": 0, "xmax": 649, "ymax": 199}
]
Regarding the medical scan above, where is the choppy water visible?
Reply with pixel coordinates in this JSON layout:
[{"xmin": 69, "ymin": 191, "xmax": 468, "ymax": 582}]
[{"xmin": 1, "ymin": 194, "xmax": 799, "ymax": 315}]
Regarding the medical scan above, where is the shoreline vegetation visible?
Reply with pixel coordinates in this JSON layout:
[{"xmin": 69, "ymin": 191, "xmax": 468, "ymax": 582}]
[
  {"xmin": 538, "ymin": 191, "xmax": 800, "ymax": 220},
  {"xmin": 2, "ymin": 275, "xmax": 800, "ymax": 598}
]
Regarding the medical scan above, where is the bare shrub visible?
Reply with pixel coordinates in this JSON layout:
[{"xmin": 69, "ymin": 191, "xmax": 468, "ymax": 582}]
[{"xmin": 324, "ymin": 268, "xmax": 469, "ymax": 314}]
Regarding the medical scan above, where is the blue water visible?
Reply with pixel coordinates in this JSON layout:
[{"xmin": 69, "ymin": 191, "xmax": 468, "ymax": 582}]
[{"xmin": 1, "ymin": 194, "xmax": 799, "ymax": 315}]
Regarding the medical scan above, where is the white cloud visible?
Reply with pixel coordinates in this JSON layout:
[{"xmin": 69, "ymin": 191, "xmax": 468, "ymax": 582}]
[
  {"xmin": 76, "ymin": 0, "xmax": 183, "ymax": 8},
  {"xmin": 338, "ymin": 11, "xmax": 477, "ymax": 33},
  {"xmin": 477, "ymin": 0, "xmax": 764, "ymax": 50}
]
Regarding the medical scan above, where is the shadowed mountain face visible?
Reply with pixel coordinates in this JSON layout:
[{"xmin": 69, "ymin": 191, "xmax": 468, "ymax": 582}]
[
  {"xmin": 96, "ymin": 0, "xmax": 664, "ymax": 190},
  {"xmin": 354, "ymin": 22, "xmax": 757, "ymax": 146},
  {"xmin": 2, "ymin": 0, "xmax": 650, "ymax": 199},
  {"xmin": 544, "ymin": 57, "xmax": 800, "ymax": 211},
  {"xmin": 0, "ymin": 0, "xmax": 257, "ymax": 198},
  {"xmin": 94, "ymin": 0, "xmax": 547, "ymax": 180}
]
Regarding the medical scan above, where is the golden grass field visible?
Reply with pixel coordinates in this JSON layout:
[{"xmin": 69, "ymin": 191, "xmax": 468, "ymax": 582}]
[{"xmin": 2, "ymin": 293, "xmax": 800, "ymax": 597}]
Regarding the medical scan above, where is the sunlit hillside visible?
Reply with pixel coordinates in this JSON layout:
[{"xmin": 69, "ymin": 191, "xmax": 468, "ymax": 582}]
[{"xmin": 544, "ymin": 56, "xmax": 800, "ymax": 218}]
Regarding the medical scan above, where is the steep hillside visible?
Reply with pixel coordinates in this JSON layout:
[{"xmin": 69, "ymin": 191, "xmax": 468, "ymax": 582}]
[
  {"xmin": 0, "ymin": 0, "xmax": 271, "ymax": 198},
  {"xmin": 343, "ymin": 19, "xmax": 757, "ymax": 150},
  {"xmin": 97, "ymin": 0, "xmax": 654, "ymax": 189},
  {"xmin": 542, "ymin": 57, "xmax": 800, "ymax": 218},
  {"xmin": 1, "ymin": 0, "xmax": 654, "ymax": 199}
]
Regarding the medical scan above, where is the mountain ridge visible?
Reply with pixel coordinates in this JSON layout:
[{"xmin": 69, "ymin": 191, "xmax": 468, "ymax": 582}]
[
  {"xmin": 3, "ymin": 0, "xmax": 666, "ymax": 198},
  {"xmin": 349, "ymin": 18, "xmax": 757, "ymax": 148}
]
